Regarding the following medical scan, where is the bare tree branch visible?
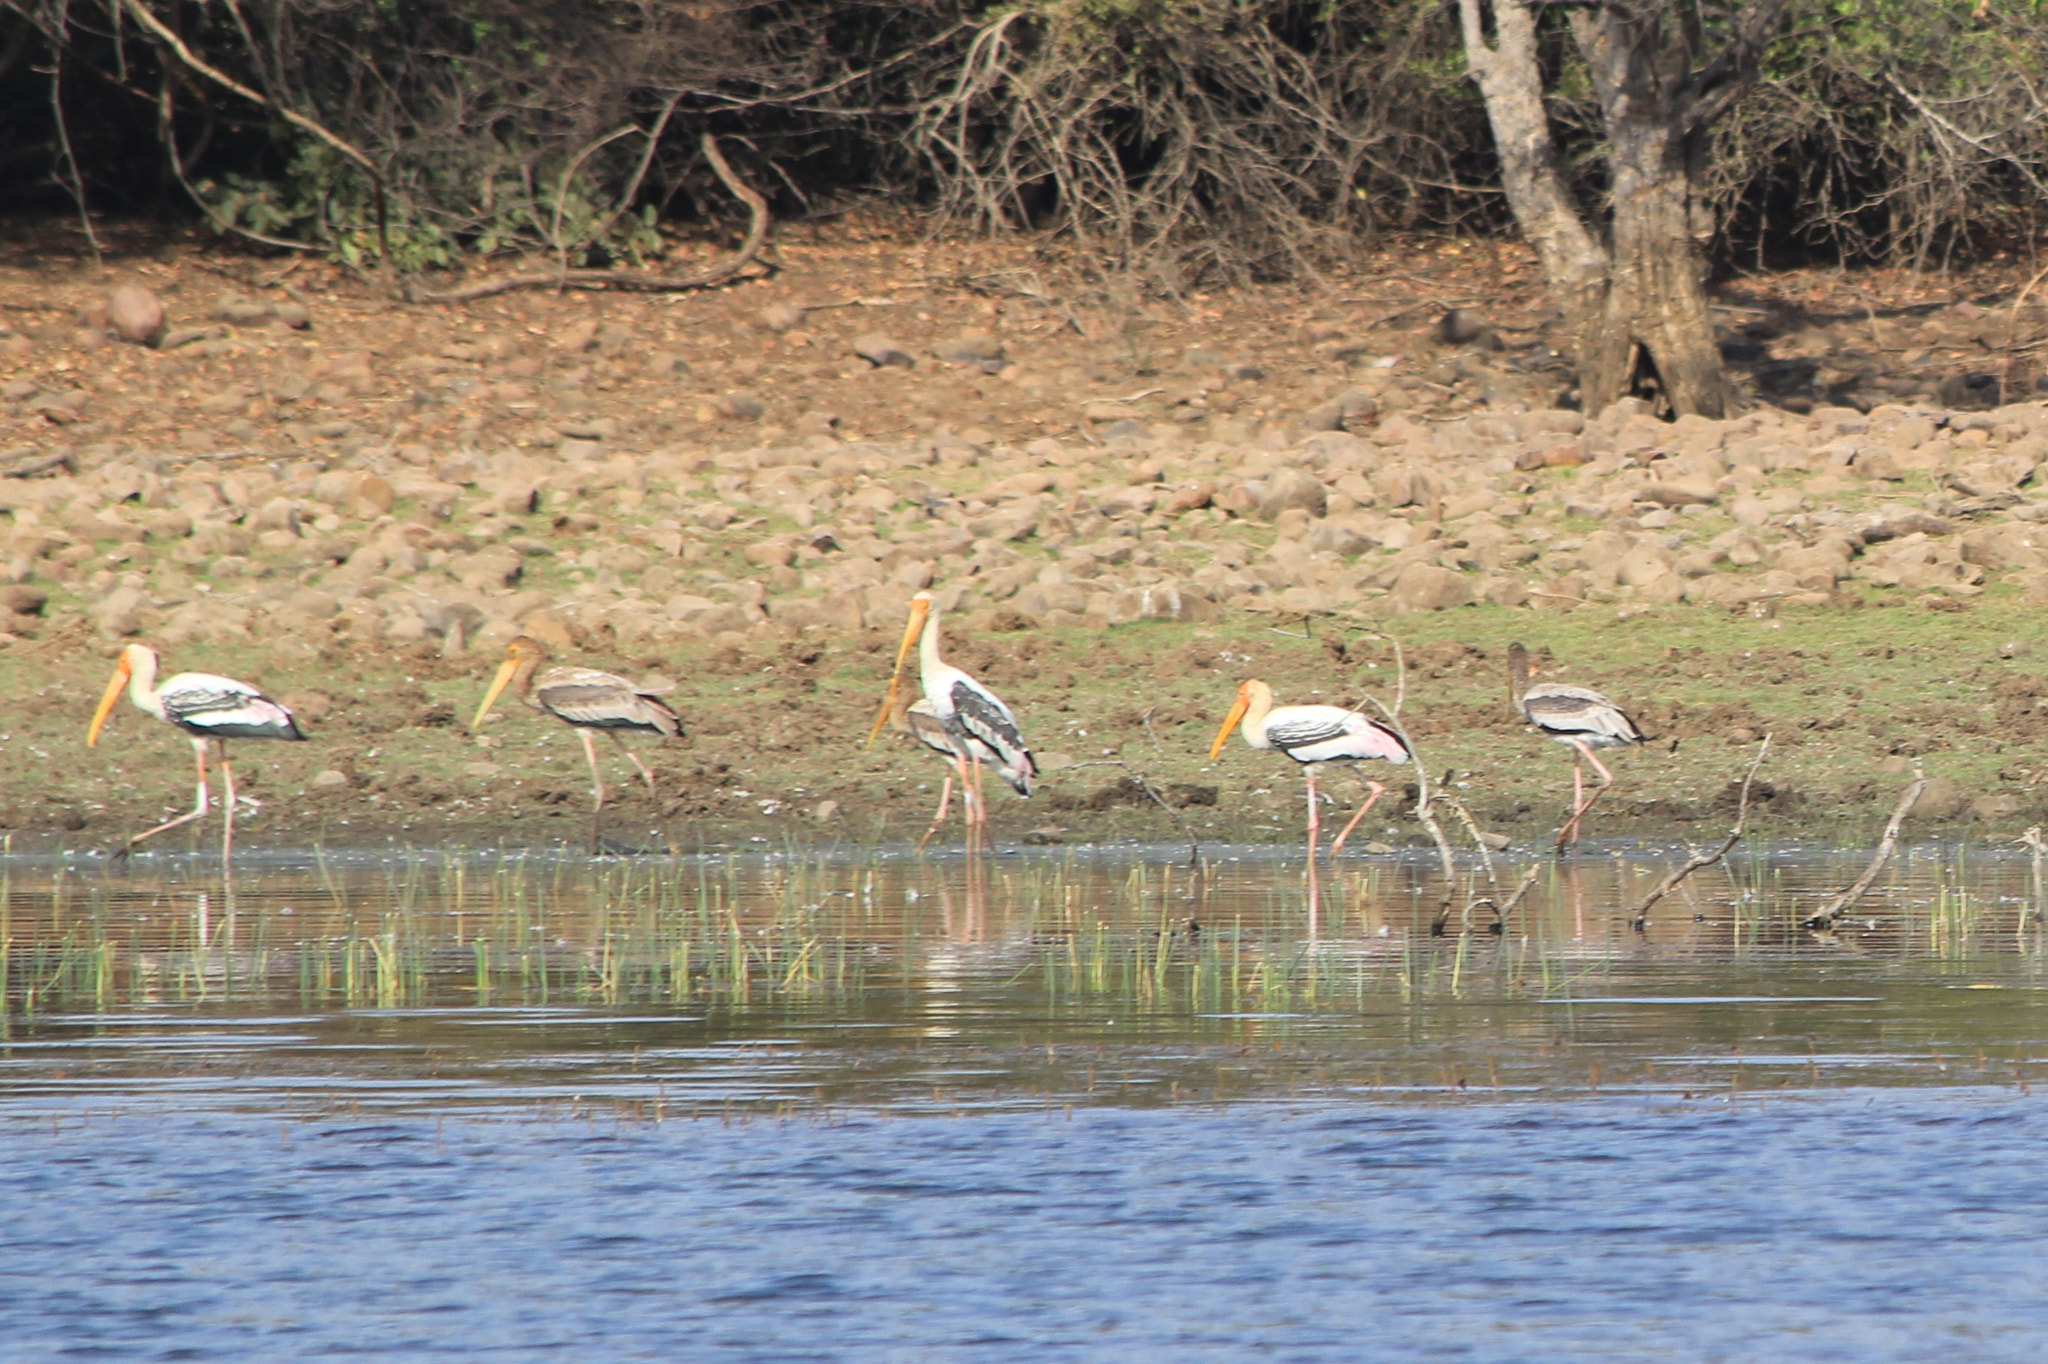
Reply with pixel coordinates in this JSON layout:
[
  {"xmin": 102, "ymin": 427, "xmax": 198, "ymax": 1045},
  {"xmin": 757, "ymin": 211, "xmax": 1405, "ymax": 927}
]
[
  {"xmin": 1801, "ymin": 775, "xmax": 1927, "ymax": 931},
  {"xmin": 1628, "ymin": 736, "xmax": 1771, "ymax": 931}
]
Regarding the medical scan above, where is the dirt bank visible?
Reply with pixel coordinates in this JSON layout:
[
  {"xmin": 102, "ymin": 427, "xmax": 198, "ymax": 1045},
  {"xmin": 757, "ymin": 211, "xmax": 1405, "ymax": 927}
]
[{"xmin": 4, "ymin": 221, "xmax": 2048, "ymax": 853}]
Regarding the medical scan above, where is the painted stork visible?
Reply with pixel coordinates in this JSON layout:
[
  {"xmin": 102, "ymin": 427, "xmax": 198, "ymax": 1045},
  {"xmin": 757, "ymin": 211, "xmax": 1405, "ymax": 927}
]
[
  {"xmin": 472, "ymin": 636, "xmax": 684, "ymax": 851},
  {"xmin": 870, "ymin": 675, "xmax": 1029, "ymax": 851},
  {"xmin": 86, "ymin": 643, "xmax": 306, "ymax": 867},
  {"xmin": 867, "ymin": 591, "xmax": 1035, "ymax": 852},
  {"xmin": 1208, "ymin": 680, "xmax": 1411, "ymax": 884},
  {"xmin": 1508, "ymin": 642, "xmax": 1644, "ymax": 852}
]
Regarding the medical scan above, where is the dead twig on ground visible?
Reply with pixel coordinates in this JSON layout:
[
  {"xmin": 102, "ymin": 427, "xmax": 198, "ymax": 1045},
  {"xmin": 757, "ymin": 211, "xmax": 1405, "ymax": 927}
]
[
  {"xmin": 1801, "ymin": 773, "xmax": 1927, "ymax": 931},
  {"xmin": 1055, "ymin": 760, "xmax": 1199, "ymax": 866},
  {"xmin": 1628, "ymin": 737, "xmax": 1771, "ymax": 932},
  {"xmin": 415, "ymin": 135, "xmax": 770, "ymax": 302}
]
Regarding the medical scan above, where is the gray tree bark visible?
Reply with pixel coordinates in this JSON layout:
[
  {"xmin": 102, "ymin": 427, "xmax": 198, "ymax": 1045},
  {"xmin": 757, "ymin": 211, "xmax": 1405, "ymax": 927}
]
[{"xmin": 1457, "ymin": 0, "xmax": 1789, "ymax": 419}]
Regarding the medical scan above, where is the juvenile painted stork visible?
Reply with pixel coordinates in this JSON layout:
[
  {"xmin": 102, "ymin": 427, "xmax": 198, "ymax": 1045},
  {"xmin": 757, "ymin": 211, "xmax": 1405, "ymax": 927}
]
[
  {"xmin": 1508, "ymin": 642, "xmax": 1644, "ymax": 852},
  {"xmin": 86, "ymin": 643, "xmax": 306, "ymax": 867},
  {"xmin": 472, "ymin": 636, "xmax": 684, "ymax": 851},
  {"xmin": 1208, "ymin": 680, "xmax": 1411, "ymax": 882},
  {"xmin": 867, "ymin": 591, "xmax": 1035, "ymax": 852}
]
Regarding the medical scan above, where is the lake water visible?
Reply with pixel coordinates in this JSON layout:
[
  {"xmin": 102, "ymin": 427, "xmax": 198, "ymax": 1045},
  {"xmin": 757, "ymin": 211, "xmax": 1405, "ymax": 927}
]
[{"xmin": 6, "ymin": 839, "xmax": 2048, "ymax": 1360}]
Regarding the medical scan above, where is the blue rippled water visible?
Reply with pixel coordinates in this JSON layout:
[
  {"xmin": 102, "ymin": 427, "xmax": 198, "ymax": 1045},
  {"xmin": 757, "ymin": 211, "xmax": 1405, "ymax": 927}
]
[{"xmin": 6, "ymin": 1090, "xmax": 2047, "ymax": 1362}]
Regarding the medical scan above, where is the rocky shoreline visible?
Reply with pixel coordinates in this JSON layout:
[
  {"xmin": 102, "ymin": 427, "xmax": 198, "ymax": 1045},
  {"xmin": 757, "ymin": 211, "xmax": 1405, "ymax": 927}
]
[{"xmin": 4, "ymin": 233, "xmax": 2047, "ymax": 848}]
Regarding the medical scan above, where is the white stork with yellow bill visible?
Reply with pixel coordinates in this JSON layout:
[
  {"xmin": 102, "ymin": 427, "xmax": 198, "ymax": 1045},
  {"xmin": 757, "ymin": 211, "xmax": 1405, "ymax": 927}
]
[
  {"xmin": 86, "ymin": 643, "xmax": 306, "ymax": 867},
  {"xmin": 1209, "ymin": 679, "xmax": 1409, "ymax": 905},
  {"xmin": 867, "ymin": 591, "xmax": 1035, "ymax": 852}
]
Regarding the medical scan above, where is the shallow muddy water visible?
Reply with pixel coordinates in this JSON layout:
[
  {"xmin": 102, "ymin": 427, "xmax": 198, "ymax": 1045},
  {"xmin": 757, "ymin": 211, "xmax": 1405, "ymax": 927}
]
[{"xmin": 8, "ymin": 839, "xmax": 2048, "ymax": 1360}]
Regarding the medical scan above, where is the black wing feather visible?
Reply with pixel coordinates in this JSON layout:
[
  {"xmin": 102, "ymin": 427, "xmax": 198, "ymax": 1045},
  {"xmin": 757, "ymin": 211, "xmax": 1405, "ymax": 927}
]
[{"xmin": 947, "ymin": 681, "xmax": 1036, "ymax": 786}]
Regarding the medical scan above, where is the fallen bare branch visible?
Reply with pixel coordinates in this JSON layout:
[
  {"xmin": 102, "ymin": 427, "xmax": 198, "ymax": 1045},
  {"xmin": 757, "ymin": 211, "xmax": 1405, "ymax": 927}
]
[
  {"xmin": 1802, "ymin": 775, "xmax": 1927, "ymax": 931},
  {"xmin": 1055, "ymin": 760, "xmax": 1200, "ymax": 866},
  {"xmin": 1629, "ymin": 737, "xmax": 1771, "ymax": 932}
]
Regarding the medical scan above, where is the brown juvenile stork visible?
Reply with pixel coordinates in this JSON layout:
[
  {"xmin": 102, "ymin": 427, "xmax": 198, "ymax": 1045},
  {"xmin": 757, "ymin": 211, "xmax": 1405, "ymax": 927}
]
[
  {"xmin": 1509, "ymin": 642, "xmax": 1644, "ymax": 852},
  {"xmin": 86, "ymin": 643, "xmax": 306, "ymax": 870},
  {"xmin": 472, "ymin": 636, "xmax": 683, "ymax": 851}
]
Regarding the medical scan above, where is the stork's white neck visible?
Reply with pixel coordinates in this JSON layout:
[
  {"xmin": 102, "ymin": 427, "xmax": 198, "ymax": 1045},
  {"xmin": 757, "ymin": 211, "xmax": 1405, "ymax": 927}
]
[
  {"xmin": 126, "ymin": 646, "xmax": 165, "ymax": 721},
  {"xmin": 1240, "ymin": 681, "xmax": 1274, "ymax": 748},
  {"xmin": 918, "ymin": 603, "xmax": 944, "ymax": 686}
]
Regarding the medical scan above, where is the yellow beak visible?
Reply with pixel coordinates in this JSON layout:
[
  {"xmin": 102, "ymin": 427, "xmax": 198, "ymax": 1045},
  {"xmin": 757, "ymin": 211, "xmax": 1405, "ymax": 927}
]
[
  {"xmin": 1209, "ymin": 686, "xmax": 1252, "ymax": 760},
  {"xmin": 865, "ymin": 598, "xmax": 930, "ymax": 748},
  {"xmin": 472, "ymin": 655, "xmax": 520, "ymax": 730},
  {"xmin": 87, "ymin": 656, "xmax": 132, "ymax": 748}
]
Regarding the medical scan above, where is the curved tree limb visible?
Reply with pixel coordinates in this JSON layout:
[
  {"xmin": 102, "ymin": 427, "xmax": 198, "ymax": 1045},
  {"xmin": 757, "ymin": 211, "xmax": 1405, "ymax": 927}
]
[
  {"xmin": 156, "ymin": 71, "xmax": 319, "ymax": 254},
  {"xmin": 1629, "ymin": 736, "xmax": 1771, "ymax": 932},
  {"xmin": 119, "ymin": 0, "xmax": 389, "ymax": 264},
  {"xmin": 1801, "ymin": 775, "xmax": 1927, "ymax": 931},
  {"xmin": 415, "ymin": 134, "xmax": 771, "ymax": 302},
  {"xmin": 1436, "ymin": 862, "xmax": 1539, "ymax": 938}
]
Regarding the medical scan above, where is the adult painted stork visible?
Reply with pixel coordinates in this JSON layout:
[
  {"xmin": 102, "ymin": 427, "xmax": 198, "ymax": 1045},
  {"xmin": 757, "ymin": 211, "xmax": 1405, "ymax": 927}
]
[
  {"xmin": 867, "ymin": 591, "xmax": 1035, "ymax": 852},
  {"xmin": 86, "ymin": 643, "xmax": 306, "ymax": 867},
  {"xmin": 471, "ymin": 636, "xmax": 684, "ymax": 851},
  {"xmin": 869, "ymin": 676, "xmax": 1029, "ymax": 851},
  {"xmin": 1508, "ymin": 642, "xmax": 1644, "ymax": 852},
  {"xmin": 1208, "ymin": 680, "xmax": 1411, "ymax": 881}
]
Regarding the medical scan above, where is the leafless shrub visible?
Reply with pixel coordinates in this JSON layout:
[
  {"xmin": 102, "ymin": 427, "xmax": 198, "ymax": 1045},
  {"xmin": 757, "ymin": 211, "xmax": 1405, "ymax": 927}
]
[{"xmin": 903, "ymin": 0, "xmax": 1494, "ymax": 284}]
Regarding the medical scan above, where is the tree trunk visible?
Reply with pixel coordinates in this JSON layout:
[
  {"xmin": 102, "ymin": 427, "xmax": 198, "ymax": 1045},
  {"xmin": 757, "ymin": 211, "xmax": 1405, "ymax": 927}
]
[
  {"xmin": 1602, "ymin": 124, "xmax": 1728, "ymax": 418},
  {"xmin": 1457, "ymin": 0, "xmax": 1622, "ymax": 408},
  {"xmin": 1457, "ymin": 0, "xmax": 1780, "ymax": 420}
]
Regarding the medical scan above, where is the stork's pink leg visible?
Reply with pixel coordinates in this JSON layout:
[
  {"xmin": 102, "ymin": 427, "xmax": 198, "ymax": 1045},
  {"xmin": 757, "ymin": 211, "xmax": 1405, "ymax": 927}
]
[
  {"xmin": 1305, "ymin": 766, "xmax": 1321, "ymax": 934},
  {"xmin": 580, "ymin": 728, "xmax": 607, "ymax": 852},
  {"xmin": 1557, "ymin": 741, "xmax": 1616, "ymax": 852},
  {"xmin": 218, "ymin": 740, "xmax": 236, "ymax": 881},
  {"xmin": 118, "ymin": 736, "xmax": 212, "ymax": 859},
  {"xmin": 917, "ymin": 773, "xmax": 956, "ymax": 853},
  {"xmin": 950, "ymin": 754, "xmax": 976, "ymax": 857},
  {"xmin": 608, "ymin": 731, "xmax": 658, "ymax": 794},
  {"xmin": 1329, "ymin": 780, "xmax": 1387, "ymax": 859},
  {"xmin": 1556, "ymin": 758, "xmax": 1586, "ymax": 851},
  {"xmin": 970, "ymin": 752, "xmax": 989, "ymax": 853}
]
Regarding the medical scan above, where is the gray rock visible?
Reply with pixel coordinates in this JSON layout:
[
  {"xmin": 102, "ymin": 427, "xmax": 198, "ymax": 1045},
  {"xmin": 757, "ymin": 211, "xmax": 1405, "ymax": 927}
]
[
  {"xmin": 935, "ymin": 331, "xmax": 1005, "ymax": 364},
  {"xmin": 210, "ymin": 295, "xmax": 276, "ymax": 325},
  {"xmin": 1301, "ymin": 388, "xmax": 1379, "ymax": 433},
  {"xmin": 1257, "ymin": 467, "xmax": 1327, "ymax": 520},
  {"xmin": 853, "ymin": 334, "xmax": 916, "ymax": 368},
  {"xmin": 1938, "ymin": 371, "xmax": 2002, "ymax": 410},
  {"xmin": 715, "ymin": 393, "xmax": 766, "ymax": 421},
  {"xmin": 1434, "ymin": 308, "xmax": 1494, "ymax": 346},
  {"xmin": 1386, "ymin": 562, "xmax": 1473, "ymax": 613},
  {"xmin": 159, "ymin": 325, "xmax": 224, "ymax": 350},
  {"xmin": 107, "ymin": 286, "xmax": 165, "ymax": 346}
]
